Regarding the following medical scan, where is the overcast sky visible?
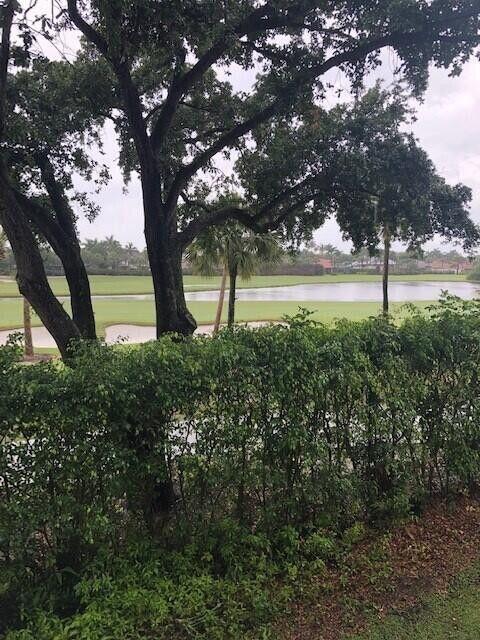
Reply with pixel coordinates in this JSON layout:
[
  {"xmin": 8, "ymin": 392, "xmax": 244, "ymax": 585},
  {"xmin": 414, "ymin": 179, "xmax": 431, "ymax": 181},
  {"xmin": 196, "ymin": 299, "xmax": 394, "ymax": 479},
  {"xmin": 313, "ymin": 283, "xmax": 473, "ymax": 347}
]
[{"xmin": 65, "ymin": 43, "xmax": 480, "ymax": 253}]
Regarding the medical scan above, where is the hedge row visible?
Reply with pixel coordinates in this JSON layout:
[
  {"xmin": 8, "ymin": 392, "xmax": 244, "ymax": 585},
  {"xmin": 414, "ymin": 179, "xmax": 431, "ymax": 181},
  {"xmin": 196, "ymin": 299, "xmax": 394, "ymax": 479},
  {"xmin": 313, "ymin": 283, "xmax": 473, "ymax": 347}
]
[{"xmin": 1, "ymin": 297, "xmax": 480, "ymax": 635}]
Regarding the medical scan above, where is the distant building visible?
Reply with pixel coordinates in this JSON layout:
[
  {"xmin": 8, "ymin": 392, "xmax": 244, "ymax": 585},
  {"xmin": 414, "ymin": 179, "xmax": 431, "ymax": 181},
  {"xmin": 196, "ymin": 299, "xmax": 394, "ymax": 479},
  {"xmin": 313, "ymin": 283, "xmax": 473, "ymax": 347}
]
[
  {"xmin": 457, "ymin": 261, "xmax": 473, "ymax": 273},
  {"xmin": 426, "ymin": 260, "xmax": 472, "ymax": 274},
  {"xmin": 350, "ymin": 257, "xmax": 395, "ymax": 272},
  {"xmin": 414, "ymin": 260, "xmax": 429, "ymax": 271},
  {"xmin": 316, "ymin": 257, "xmax": 334, "ymax": 272}
]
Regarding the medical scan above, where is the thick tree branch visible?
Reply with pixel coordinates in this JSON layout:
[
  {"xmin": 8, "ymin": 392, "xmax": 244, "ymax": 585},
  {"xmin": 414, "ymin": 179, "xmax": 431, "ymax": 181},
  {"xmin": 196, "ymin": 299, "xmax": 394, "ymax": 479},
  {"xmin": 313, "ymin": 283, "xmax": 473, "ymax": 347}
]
[
  {"xmin": 35, "ymin": 153, "xmax": 76, "ymax": 236},
  {"xmin": 0, "ymin": 160, "xmax": 81, "ymax": 356},
  {"xmin": 168, "ymin": 16, "xmax": 479, "ymax": 214},
  {"xmin": 0, "ymin": 0, "xmax": 15, "ymax": 139},
  {"xmin": 188, "ymin": 191, "xmax": 322, "ymax": 240},
  {"xmin": 149, "ymin": 38, "xmax": 230, "ymax": 151},
  {"xmin": 177, "ymin": 173, "xmax": 331, "ymax": 248},
  {"xmin": 166, "ymin": 101, "xmax": 277, "ymax": 213},
  {"xmin": 66, "ymin": 0, "xmax": 109, "ymax": 57},
  {"xmin": 113, "ymin": 62, "xmax": 154, "ymax": 172},
  {"xmin": 12, "ymin": 184, "xmax": 97, "ymax": 339},
  {"xmin": 67, "ymin": 0, "xmax": 153, "ymax": 172},
  {"xmin": 149, "ymin": 2, "xmax": 311, "ymax": 151},
  {"xmin": 256, "ymin": 175, "xmax": 321, "ymax": 214},
  {"xmin": 13, "ymin": 188, "xmax": 63, "ymax": 238}
]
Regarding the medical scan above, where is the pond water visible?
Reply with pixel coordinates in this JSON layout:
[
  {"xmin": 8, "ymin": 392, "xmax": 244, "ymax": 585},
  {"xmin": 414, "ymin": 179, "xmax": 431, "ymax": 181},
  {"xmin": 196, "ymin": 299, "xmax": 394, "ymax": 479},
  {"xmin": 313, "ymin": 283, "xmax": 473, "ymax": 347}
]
[
  {"xmin": 184, "ymin": 280, "xmax": 480, "ymax": 302},
  {"xmin": 1, "ymin": 280, "xmax": 478, "ymax": 348},
  {"xmin": 83, "ymin": 280, "xmax": 480, "ymax": 303}
]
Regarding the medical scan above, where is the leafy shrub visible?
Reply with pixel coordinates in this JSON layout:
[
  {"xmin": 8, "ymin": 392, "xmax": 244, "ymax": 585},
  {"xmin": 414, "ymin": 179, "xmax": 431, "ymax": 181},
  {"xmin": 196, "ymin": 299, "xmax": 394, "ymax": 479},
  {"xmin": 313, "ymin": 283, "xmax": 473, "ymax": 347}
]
[
  {"xmin": 342, "ymin": 523, "xmax": 368, "ymax": 548},
  {"xmin": 1, "ymin": 297, "xmax": 480, "ymax": 637},
  {"xmin": 303, "ymin": 532, "xmax": 337, "ymax": 561}
]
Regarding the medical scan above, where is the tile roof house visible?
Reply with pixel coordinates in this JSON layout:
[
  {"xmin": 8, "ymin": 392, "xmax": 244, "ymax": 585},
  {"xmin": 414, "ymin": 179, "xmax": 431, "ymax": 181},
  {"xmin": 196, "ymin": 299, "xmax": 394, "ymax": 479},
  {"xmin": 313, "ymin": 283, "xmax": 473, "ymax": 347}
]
[
  {"xmin": 316, "ymin": 257, "xmax": 334, "ymax": 272},
  {"xmin": 427, "ymin": 260, "xmax": 473, "ymax": 274}
]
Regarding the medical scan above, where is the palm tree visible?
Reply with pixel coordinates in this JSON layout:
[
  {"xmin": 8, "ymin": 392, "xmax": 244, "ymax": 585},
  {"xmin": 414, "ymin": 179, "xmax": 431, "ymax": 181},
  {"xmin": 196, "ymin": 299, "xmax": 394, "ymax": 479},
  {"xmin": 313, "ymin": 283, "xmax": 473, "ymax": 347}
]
[
  {"xmin": 186, "ymin": 224, "xmax": 283, "ymax": 332},
  {"xmin": 23, "ymin": 297, "xmax": 34, "ymax": 357}
]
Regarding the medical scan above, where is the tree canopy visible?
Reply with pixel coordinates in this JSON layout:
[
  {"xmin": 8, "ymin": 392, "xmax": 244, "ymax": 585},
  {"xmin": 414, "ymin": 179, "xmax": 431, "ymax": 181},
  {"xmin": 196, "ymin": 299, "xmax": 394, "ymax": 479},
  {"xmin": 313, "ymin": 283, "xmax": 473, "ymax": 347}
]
[
  {"xmin": 0, "ymin": 0, "xmax": 479, "ymax": 352},
  {"xmin": 329, "ymin": 88, "xmax": 479, "ymax": 254}
]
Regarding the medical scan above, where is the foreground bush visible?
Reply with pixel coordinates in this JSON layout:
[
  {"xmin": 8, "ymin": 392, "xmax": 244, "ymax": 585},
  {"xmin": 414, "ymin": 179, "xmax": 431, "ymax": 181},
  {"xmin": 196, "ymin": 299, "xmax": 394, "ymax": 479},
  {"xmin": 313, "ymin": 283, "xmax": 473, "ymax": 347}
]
[{"xmin": 1, "ymin": 297, "xmax": 480, "ymax": 637}]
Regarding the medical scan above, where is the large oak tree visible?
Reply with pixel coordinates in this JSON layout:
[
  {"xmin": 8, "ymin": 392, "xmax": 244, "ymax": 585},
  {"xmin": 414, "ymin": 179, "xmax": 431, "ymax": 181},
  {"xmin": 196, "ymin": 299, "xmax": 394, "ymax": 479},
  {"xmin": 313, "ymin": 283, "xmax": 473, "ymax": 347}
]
[
  {"xmin": 0, "ymin": 2, "xmax": 115, "ymax": 355},
  {"xmin": 1, "ymin": 0, "xmax": 480, "ymax": 353},
  {"xmin": 64, "ymin": 0, "xmax": 480, "ymax": 336},
  {"xmin": 5, "ymin": 57, "xmax": 114, "ymax": 336},
  {"xmin": 329, "ymin": 87, "xmax": 479, "ymax": 313}
]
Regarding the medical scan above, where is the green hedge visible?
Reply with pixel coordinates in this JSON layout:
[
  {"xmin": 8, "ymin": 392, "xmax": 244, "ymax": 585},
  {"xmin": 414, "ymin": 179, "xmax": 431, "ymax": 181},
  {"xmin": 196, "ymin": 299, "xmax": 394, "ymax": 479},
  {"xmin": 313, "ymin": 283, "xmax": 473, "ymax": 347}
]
[{"xmin": 1, "ymin": 297, "xmax": 480, "ymax": 638}]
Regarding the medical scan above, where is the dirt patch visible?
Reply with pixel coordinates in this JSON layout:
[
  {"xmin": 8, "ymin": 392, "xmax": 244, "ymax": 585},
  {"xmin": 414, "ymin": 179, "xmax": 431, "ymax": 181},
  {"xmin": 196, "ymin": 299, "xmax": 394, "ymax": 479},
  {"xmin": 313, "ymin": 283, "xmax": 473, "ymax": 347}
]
[{"xmin": 279, "ymin": 497, "xmax": 480, "ymax": 639}]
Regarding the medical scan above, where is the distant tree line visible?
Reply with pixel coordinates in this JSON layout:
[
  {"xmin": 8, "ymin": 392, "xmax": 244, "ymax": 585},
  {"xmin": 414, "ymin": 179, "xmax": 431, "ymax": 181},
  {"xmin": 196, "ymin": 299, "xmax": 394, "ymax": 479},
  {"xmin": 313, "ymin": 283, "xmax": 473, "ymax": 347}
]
[
  {"xmin": 0, "ymin": 236, "xmax": 475, "ymax": 278},
  {"xmin": 0, "ymin": 237, "xmax": 149, "ymax": 276},
  {"xmin": 296, "ymin": 244, "xmax": 475, "ymax": 274}
]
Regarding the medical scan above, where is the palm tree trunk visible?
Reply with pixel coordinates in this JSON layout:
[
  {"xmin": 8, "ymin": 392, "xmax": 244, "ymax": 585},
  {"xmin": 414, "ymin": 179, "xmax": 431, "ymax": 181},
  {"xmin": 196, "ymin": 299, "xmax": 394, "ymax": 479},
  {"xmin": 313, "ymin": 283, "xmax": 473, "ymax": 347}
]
[
  {"xmin": 23, "ymin": 296, "xmax": 34, "ymax": 357},
  {"xmin": 228, "ymin": 264, "xmax": 238, "ymax": 327},
  {"xmin": 383, "ymin": 224, "xmax": 391, "ymax": 315},
  {"xmin": 214, "ymin": 265, "xmax": 228, "ymax": 334}
]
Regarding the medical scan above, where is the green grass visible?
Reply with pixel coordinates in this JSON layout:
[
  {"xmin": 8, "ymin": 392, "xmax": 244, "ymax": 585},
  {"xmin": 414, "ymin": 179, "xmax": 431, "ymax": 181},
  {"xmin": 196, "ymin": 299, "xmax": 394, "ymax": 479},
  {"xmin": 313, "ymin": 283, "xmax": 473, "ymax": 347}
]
[
  {"xmin": 351, "ymin": 565, "xmax": 480, "ymax": 640},
  {"xmin": 0, "ymin": 272, "xmax": 467, "ymax": 298},
  {"xmin": 0, "ymin": 297, "xmax": 431, "ymax": 334}
]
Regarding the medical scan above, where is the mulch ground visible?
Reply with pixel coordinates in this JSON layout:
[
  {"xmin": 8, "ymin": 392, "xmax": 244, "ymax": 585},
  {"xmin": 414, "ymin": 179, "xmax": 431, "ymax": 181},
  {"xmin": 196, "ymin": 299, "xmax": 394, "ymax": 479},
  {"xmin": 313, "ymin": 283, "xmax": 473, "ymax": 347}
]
[{"xmin": 278, "ymin": 496, "xmax": 480, "ymax": 640}]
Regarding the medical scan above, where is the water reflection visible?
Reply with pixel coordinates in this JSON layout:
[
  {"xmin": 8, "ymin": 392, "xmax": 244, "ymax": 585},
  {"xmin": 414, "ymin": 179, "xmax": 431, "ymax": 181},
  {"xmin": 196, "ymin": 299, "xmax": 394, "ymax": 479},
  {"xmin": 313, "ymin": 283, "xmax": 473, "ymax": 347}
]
[{"xmin": 87, "ymin": 281, "xmax": 480, "ymax": 303}]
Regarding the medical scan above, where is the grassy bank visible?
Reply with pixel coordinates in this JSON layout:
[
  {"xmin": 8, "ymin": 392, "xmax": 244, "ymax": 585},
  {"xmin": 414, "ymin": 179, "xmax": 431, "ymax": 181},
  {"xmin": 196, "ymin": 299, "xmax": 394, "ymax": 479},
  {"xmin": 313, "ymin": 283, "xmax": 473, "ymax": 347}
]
[
  {"xmin": 352, "ymin": 566, "xmax": 480, "ymax": 640},
  {"xmin": 0, "ymin": 272, "xmax": 467, "ymax": 298},
  {"xmin": 0, "ymin": 298, "xmax": 432, "ymax": 333},
  {"xmin": 279, "ymin": 498, "xmax": 480, "ymax": 640}
]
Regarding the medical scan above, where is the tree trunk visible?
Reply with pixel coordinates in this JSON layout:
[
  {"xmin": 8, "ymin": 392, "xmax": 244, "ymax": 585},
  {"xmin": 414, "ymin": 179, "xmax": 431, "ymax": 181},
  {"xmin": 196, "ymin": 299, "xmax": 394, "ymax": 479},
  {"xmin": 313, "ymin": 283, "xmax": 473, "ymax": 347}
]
[
  {"xmin": 214, "ymin": 265, "xmax": 228, "ymax": 334},
  {"xmin": 228, "ymin": 264, "xmax": 237, "ymax": 327},
  {"xmin": 29, "ymin": 222, "xmax": 97, "ymax": 339},
  {"xmin": 62, "ymin": 249, "xmax": 96, "ymax": 339},
  {"xmin": 23, "ymin": 297, "xmax": 34, "ymax": 357},
  {"xmin": 108, "ymin": 61, "xmax": 196, "ymax": 338},
  {"xmin": 0, "ymin": 168, "xmax": 80, "ymax": 359},
  {"xmin": 34, "ymin": 154, "xmax": 97, "ymax": 339},
  {"xmin": 383, "ymin": 224, "xmax": 391, "ymax": 315},
  {"xmin": 144, "ymin": 206, "xmax": 197, "ymax": 336}
]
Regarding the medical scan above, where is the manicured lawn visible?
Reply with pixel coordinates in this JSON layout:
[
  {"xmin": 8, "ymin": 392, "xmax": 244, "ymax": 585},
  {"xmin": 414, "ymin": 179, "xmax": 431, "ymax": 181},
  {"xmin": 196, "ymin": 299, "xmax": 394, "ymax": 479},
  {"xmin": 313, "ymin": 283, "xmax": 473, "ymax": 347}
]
[
  {"xmin": 352, "ymin": 565, "xmax": 480, "ymax": 640},
  {"xmin": 0, "ymin": 272, "xmax": 467, "ymax": 298},
  {"xmin": 0, "ymin": 297, "xmax": 431, "ymax": 332}
]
